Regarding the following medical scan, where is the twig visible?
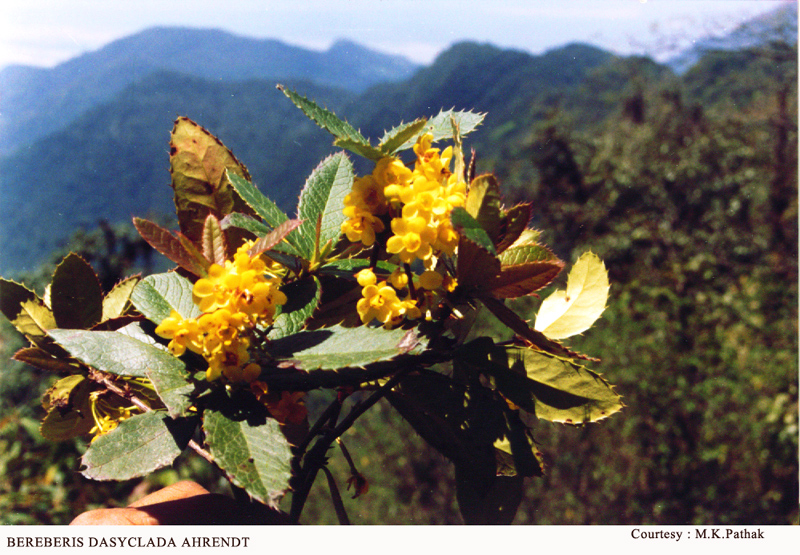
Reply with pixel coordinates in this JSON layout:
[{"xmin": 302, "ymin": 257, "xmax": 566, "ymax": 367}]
[
  {"xmin": 288, "ymin": 365, "xmax": 415, "ymax": 523},
  {"xmin": 87, "ymin": 370, "xmax": 215, "ymax": 465}
]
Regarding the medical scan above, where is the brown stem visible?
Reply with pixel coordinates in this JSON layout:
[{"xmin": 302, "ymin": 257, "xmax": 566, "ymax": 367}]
[{"xmin": 87, "ymin": 370, "xmax": 214, "ymax": 465}]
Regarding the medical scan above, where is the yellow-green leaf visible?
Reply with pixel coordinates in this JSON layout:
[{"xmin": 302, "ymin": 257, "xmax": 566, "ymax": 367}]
[
  {"xmin": 534, "ymin": 251, "xmax": 609, "ymax": 340},
  {"xmin": 102, "ymin": 276, "xmax": 140, "ymax": 321},
  {"xmin": 169, "ymin": 117, "xmax": 253, "ymax": 244}
]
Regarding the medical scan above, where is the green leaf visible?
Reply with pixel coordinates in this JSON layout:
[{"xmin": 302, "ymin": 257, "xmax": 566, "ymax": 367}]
[
  {"xmin": 268, "ymin": 276, "xmax": 321, "ymax": 340},
  {"xmin": 270, "ymin": 324, "xmax": 423, "ymax": 371},
  {"xmin": 378, "ymin": 118, "xmax": 428, "ymax": 155},
  {"xmin": 498, "ymin": 346, "xmax": 623, "ymax": 424},
  {"xmin": 317, "ymin": 259, "xmax": 399, "ymax": 279},
  {"xmin": 534, "ymin": 251, "xmax": 610, "ymax": 339},
  {"xmin": 40, "ymin": 375, "xmax": 95, "ymax": 441},
  {"xmin": 296, "ymin": 152, "xmax": 354, "ymax": 259},
  {"xmin": 277, "ymin": 85, "xmax": 368, "ymax": 145},
  {"xmin": 220, "ymin": 212, "xmax": 271, "ymax": 237},
  {"xmin": 226, "ymin": 172, "xmax": 290, "ymax": 230},
  {"xmin": 202, "ymin": 214, "xmax": 228, "ymax": 266},
  {"xmin": 101, "ymin": 276, "xmax": 140, "ymax": 321},
  {"xmin": 51, "ymin": 253, "xmax": 103, "ymax": 329},
  {"xmin": 465, "ymin": 174, "xmax": 503, "ymax": 244},
  {"xmin": 131, "ymin": 272, "xmax": 201, "ymax": 325},
  {"xmin": 50, "ymin": 329, "xmax": 193, "ymax": 417},
  {"xmin": 333, "ymin": 138, "xmax": 384, "ymax": 161},
  {"xmin": 133, "ymin": 217, "xmax": 209, "ymax": 277},
  {"xmin": 392, "ymin": 109, "xmax": 486, "ymax": 152},
  {"xmin": 451, "ymin": 207, "xmax": 496, "ymax": 256},
  {"xmin": 203, "ymin": 409, "xmax": 292, "ymax": 508},
  {"xmin": 489, "ymin": 244, "xmax": 564, "ymax": 298},
  {"xmin": 80, "ymin": 411, "xmax": 196, "ymax": 480}
]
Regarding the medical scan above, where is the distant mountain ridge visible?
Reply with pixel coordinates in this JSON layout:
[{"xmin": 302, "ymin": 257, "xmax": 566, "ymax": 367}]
[
  {"xmin": 667, "ymin": 2, "xmax": 798, "ymax": 73},
  {"xmin": 0, "ymin": 27, "xmax": 420, "ymax": 155}
]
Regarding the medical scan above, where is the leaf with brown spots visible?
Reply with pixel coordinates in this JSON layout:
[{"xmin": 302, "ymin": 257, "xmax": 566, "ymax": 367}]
[{"xmin": 169, "ymin": 117, "xmax": 256, "ymax": 244}]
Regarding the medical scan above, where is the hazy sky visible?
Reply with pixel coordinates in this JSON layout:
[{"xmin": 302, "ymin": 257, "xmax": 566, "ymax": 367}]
[{"xmin": 0, "ymin": 0, "xmax": 792, "ymax": 70}]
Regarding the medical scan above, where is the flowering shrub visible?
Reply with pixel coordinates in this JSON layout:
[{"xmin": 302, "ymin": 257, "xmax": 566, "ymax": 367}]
[{"xmin": 0, "ymin": 86, "xmax": 620, "ymax": 523}]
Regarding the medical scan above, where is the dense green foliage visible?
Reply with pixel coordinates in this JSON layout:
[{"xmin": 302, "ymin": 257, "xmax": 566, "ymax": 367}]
[{"xmin": 0, "ymin": 39, "xmax": 796, "ymax": 524}]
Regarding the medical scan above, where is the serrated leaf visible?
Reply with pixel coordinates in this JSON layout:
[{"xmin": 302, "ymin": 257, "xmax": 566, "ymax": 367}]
[
  {"xmin": 40, "ymin": 375, "xmax": 95, "ymax": 441},
  {"xmin": 203, "ymin": 409, "xmax": 292, "ymax": 508},
  {"xmin": 2, "ymin": 281, "xmax": 60, "ymax": 355},
  {"xmin": 248, "ymin": 219, "xmax": 303, "ymax": 258},
  {"xmin": 378, "ymin": 118, "xmax": 428, "ymax": 155},
  {"xmin": 48, "ymin": 329, "xmax": 174, "ymax": 379},
  {"xmin": 296, "ymin": 152, "xmax": 354, "ymax": 259},
  {"xmin": 50, "ymin": 253, "xmax": 103, "ymax": 329},
  {"xmin": 278, "ymin": 85, "xmax": 368, "ymax": 145},
  {"xmin": 101, "ymin": 276, "xmax": 140, "ymax": 321},
  {"xmin": 268, "ymin": 276, "xmax": 321, "ymax": 340},
  {"xmin": 220, "ymin": 212, "xmax": 271, "ymax": 237},
  {"xmin": 333, "ymin": 138, "xmax": 384, "ymax": 161},
  {"xmin": 226, "ymin": 172, "xmax": 290, "ymax": 230},
  {"xmin": 202, "ymin": 214, "xmax": 227, "ymax": 265},
  {"xmin": 456, "ymin": 236, "xmax": 501, "ymax": 290},
  {"xmin": 489, "ymin": 244, "xmax": 564, "ymax": 298},
  {"xmin": 131, "ymin": 272, "xmax": 201, "ymax": 325},
  {"xmin": 453, "ymin": 206, "xmax": 500, "ymax": 289},
  {"xmin": 11, "ymin": 299, "xmax": 56, "ymax": 340},
  {"xmin": 81, "ymin": 411, "xmax": 195, "ymax": 480},
  {"xmin": 478, "ymin": 294, "xmax": 594, "ymax": 361},
  {"xmin": 270, "ymin": 324, "xmax": 423, "ymax": 371},
  {"xmin": 534, "ymin": 251, "xmax": 609, "ymax": 339},
  {"xmin": 499, "ymin": 346, "xmax": 622, "ymax": 424},
  {"xmin": 495, "ymin": 203, "xmax": 533, "ymax": 254},
  {"xmin": 393, "ymin": 109, "xmax": 486, "ymax": 152},
  {"xmin": 169, "ymin": 117, "xmax": 254, "ymax": 244},
  {"xmin": 465, "ymin": 174, "xmax": 503, "ymax": 244},
  {"xmin": 49, "ymin": 329, "xmax": 192, "ymax": 417},
  {"xmin": 133, "ymin": 218, "xmax": 209, "ymax": 277}
]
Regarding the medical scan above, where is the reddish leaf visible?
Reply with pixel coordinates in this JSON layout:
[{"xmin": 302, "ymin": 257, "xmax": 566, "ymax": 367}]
[
  {"xmin": 248, "ymin": 219, "xmax": 304, "ymax": 257},
  {"xmin": 133, "ymin": 217, "xmax": 209, "ymax": 276}
]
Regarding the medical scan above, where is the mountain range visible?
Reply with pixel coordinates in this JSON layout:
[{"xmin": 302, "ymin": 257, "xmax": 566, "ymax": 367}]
[
  {"xmin": 666, "ymin": 2, "xmax": 797, "ymax": 73},
  {"xmin": 0, "ymin": 6, "xmax": 795, "ymax": 275},
  {"xmin": 0, "ymin": 27, "xmax": 419, "ymax": 156}
]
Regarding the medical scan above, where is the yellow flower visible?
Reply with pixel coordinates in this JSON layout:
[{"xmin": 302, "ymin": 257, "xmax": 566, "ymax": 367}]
[
  {"xmin": 356, "ymin": 279, "xmax": 418, "ymax": 327},
  {"xmin": 385, "ymin": 215, "xmax": 437, "ymax": 264},
  {"xmin": 156, "ymin": 240, "xmax": 286, "ymax": 383},
  {"xmin": 341, "ymin": 206, "xmax": 385, "ymax": 246}
]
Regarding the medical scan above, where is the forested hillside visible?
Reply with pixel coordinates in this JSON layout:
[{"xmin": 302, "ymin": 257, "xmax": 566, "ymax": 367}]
[{"xmin": 0, "ymin": 24, "xmax": 796, "ymax": 524}]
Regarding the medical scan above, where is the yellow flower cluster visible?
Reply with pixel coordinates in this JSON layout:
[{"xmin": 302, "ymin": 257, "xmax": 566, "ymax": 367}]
[
  {"xmin": 341, "ymin": 133, "xmax": 466, "ymax": 266},
  {"xmin": 355, "ymin": 268, "xmax": 420, "ymax": 328},
  {"xmin": 155, "ymin": 241, "xmax": 287, "ymax": 383}
]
